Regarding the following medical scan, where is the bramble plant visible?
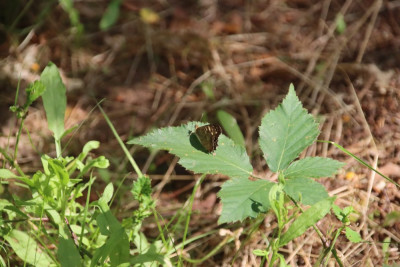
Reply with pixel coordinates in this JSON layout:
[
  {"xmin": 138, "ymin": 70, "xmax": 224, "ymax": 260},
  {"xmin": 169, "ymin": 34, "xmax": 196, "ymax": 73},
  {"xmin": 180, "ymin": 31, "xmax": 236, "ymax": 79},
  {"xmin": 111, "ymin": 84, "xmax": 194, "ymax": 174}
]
[{"xmin": 129, "ymin": 84, "xmax": 348, "ymax": 265}]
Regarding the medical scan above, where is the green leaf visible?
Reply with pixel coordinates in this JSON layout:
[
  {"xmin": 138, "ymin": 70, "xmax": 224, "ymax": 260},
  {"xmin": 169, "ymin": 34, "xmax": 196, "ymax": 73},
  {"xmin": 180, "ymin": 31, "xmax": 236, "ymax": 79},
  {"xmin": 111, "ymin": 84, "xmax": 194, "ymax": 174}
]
[
  {"xmin": 284, "ymin": 177, "xmax": 328, "ymax": 205},
  {"xmin": 99, "ymin": 0, "xmax": 122, "ymax": 30},
  {"xmin": 200, "ymin": 79, "xmax": 215, "ymax": 100},
  {"xmin": 58, "ymin": 237, "xmax": 82, "ymax": 267},
  {"xmin": 0, "ymin": 169, "xmax": 18, "ymax": 179},
  {"xmin": 332, "ymin": 204, "xmax": 344, "ymax": 221},
  {"xmin": 335, "ymin": 13, "xmax": 346, "ymax": 34},
  {"xmin": 25, "ymin": 80, "xmax": 46, "ymax": 108},
  {"xmin": 218, "ymin": 178, "xmax": 274, "ymax": 223},
  {"xmin": 217, "ymin": 110, "xmax": 245, "ymax": 147},
  {"xmin": 60, "ymin": 125, "xmax": 79, "ymax": 140},
  {"xmin": 278, "ymin": 254, "xmax": 290, "ymax": 267},
  {"xmin": 383, "ymin": 211, "xmax": 400, "ymax": 227},
  {"xmin": 283, "ymin": 157, "xmax": 344, "ymax": 179},
  {"xmin": 59, "ymin": 0, "xmax": 84, "ymax": 34},
  {"xmin": 77, "ymin": 156, "xmax": 110, "ymax": 179},
  {"xmin": 332, "ymin": 204, "xmax": 354, "ymax": 223},
  {"xmin": 279, "ymin": 197, "xmax": 335, "ymax": 247},
  {"xmin": 382, "ymin": 237, "xmax": 390, "ymax": 254},
  {"xmin": 92, "ymin": 210, "xmax": 129, "ymax": 267},
  {"xmin": 130, "ymin": 243, "xmax": 165, "ymax": 265},
  {"xmin": 259, "ymin": 84, "xmax": 319, "ymax": 172},
  {"xmin": 345, "ymin": 227, "xmax": 362, "ymax": 243},
  {"xmin": 48, "ymin": 159, "xmax": 69, "ymax": 186},
  {"xmin": 40, "ymin": 62, "xmax": 67, "ymax": 141},
  {"xmin": 128, "ymin": 122, "xmax": 253, "ymax": 179},
  {"xmin": 99, "ymin": 183, "xmax": 114, "ymax": 204},
  {"xmin": 81, "ymin": 140, "xmax": 100, "ymax": 158},
  {"xmin": 252, "ymin": 249, "xmax": 269, "ymax": 257},
  {"xmin": 5, "ymin": 230, "xmax": 53, "ymax": 267},
  {"xmin": 46, "ymin": 207, "xmax": 62, "ymax": 225},
  {"xmin": 269, "ymin": 183, "xmax": 285, "ymax": 224},
  {"xmin": 131, "ymin": 176, "xmax": 152, "ymax": 200}
]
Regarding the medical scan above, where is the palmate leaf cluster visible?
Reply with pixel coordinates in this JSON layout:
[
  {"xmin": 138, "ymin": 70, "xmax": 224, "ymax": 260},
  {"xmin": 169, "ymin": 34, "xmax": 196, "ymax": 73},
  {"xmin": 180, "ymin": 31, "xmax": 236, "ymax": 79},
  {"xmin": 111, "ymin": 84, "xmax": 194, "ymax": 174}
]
[{"xmin": 129, "ymin": 85, "xmax": 344, "ymax": 223}]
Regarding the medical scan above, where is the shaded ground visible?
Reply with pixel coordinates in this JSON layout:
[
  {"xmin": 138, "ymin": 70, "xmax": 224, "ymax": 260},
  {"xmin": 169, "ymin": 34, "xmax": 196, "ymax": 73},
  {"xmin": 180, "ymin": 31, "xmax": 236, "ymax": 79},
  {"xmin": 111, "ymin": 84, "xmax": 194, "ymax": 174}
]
[{"xmin": 1, "ymin": 0, "xmax": 399, "ymax": 265}]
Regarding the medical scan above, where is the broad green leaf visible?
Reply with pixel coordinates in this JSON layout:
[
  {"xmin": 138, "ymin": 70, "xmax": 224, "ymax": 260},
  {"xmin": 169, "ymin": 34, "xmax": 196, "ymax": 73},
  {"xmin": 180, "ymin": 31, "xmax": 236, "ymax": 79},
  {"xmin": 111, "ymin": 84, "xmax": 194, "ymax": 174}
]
[
  {"xmin": 283, "ymin": 157, "xmax": 344, "ymax": 179},
  {"xmin": 92, "ymin": 210, "xmax": 129, "ymax": 267},
  {"xmin": 58, "ymin": 237, "xmax": 82, "ymax": 267},
  {"xmin": 133, "ymin": 231, "xmax": 150, "ymax": 255},
  {"xmin": 91, "ymin": 227, "xmax": 129, "ymax": 267},
  {"xmin": 279, "ymin": 197, "xmax": 335, "ymax": 247},
  {"xmin": 99, "ymin": 0, "xmax": 122, "ymax": 30},
  {"xmin": 259, "ymin": 84, "xmax": 319, "ymax": 172},
  {"xmin": 217, "ymin": 110, "xmax": 245, "ymax": 147},
  {"xmin": 0, "ymin": 169, "xmax": 18, "ymax": 179},
  {"xmin": 218, "ymin": 178, "xmax": 274, "ymax": 223},
  {"xmin": 40, "ymin": 62, "xmax": 66, "ymax": 141},
  {"xmin": 128, "ymin": 122, "xmax": 252, "ymax": 179},
  {"xmin": 46, "ymin": 206, "xmax": 62, "ymax": 225},
  {"xmin": 284, "ymin": 177, "xmax": 328, "ymax": 205},
  {"xmin": 345, "ymin": 227, "xmax": 362, "ymax": 243},
  {"xmin": 5, "ymin": 229, "xmax": 53, "ymax": 267}
]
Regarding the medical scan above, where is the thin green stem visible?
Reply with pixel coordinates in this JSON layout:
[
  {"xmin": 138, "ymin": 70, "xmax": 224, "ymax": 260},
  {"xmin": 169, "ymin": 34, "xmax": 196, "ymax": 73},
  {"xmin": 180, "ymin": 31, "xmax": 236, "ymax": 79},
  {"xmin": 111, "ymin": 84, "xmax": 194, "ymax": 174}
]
[
  {"xmin": 178, "ymin": 174, "xmax": 206, "ymax": 266},
  {"xmin": 288, "ymin": 195, "xmax": 344, "ymax": 267},
  {"xmin": 319, "ymin": 140, "xmax": 399, "ymax": 188},
  {"xmin": 13, "ymin": 118, "xmax": 24, "ymax": 163},
  {"xmin": 55, "ymin": 138, "xmax": 62, "ymax": 158},
  {"xmin": 97, "ymin": 103, "xmax": 143, "ymax": 177},
  {"xmin": 152, "ymin": 207, "xmax": 169, "ymax": 248},
  {"xmin": 79, "ymin": 173, "xmax": 94, "ymax": 248},
  {"xmin": 182, "ymin": 234, "xmax": 235, "ymax": 264}
]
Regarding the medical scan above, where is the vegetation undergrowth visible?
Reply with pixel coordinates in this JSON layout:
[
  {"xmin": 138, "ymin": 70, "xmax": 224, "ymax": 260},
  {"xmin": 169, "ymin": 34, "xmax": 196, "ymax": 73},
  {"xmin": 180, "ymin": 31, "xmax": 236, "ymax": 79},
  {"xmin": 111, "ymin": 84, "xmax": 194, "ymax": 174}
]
[
  {"xmin": 129, "ymin": 85, "xmax": 399, "ymax": 266},
  {"xmin": 0, "ymin": 63, "xmax": 398, "ymax": 266}
]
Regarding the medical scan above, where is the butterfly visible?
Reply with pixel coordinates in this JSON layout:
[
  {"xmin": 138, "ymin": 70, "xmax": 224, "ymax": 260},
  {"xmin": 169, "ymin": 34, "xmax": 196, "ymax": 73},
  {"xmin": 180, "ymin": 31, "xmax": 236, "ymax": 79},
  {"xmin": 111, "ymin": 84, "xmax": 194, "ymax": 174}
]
[{"xmin": 194, "ymin": 124, "xmax": 222, "ymax": 153}]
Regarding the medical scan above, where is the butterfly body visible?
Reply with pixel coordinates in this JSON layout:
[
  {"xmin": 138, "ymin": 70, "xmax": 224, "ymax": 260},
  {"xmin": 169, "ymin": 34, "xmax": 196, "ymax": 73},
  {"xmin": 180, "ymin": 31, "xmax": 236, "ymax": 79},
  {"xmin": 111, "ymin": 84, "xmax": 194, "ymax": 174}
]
[{"xmin": 194, "ymin": 124, "xmax": 222, "ymax": 152}]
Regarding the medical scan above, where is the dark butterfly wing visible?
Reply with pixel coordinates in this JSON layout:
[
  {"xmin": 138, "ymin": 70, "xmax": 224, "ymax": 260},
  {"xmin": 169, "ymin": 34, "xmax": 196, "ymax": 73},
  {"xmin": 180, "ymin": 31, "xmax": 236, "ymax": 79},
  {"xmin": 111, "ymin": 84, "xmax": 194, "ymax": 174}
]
[{"xmin": 195, "ymin": 124, "xmax": 222, "ymax": 152}]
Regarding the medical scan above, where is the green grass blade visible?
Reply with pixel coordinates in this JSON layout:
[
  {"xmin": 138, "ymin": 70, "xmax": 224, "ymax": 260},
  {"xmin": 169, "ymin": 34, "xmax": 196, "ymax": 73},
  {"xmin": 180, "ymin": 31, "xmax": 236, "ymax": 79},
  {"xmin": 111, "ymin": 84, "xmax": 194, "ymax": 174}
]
[
  {"xmin": 217, "ymin": 110, "xmax": 245, "ymax": 147},
  {"xmin": 323, "ymin": 141, "xmax": 399, "ymax": 188},
  {"xmin": 98, "ymin": 103, "xmax": 143, "ymax": 177}
]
